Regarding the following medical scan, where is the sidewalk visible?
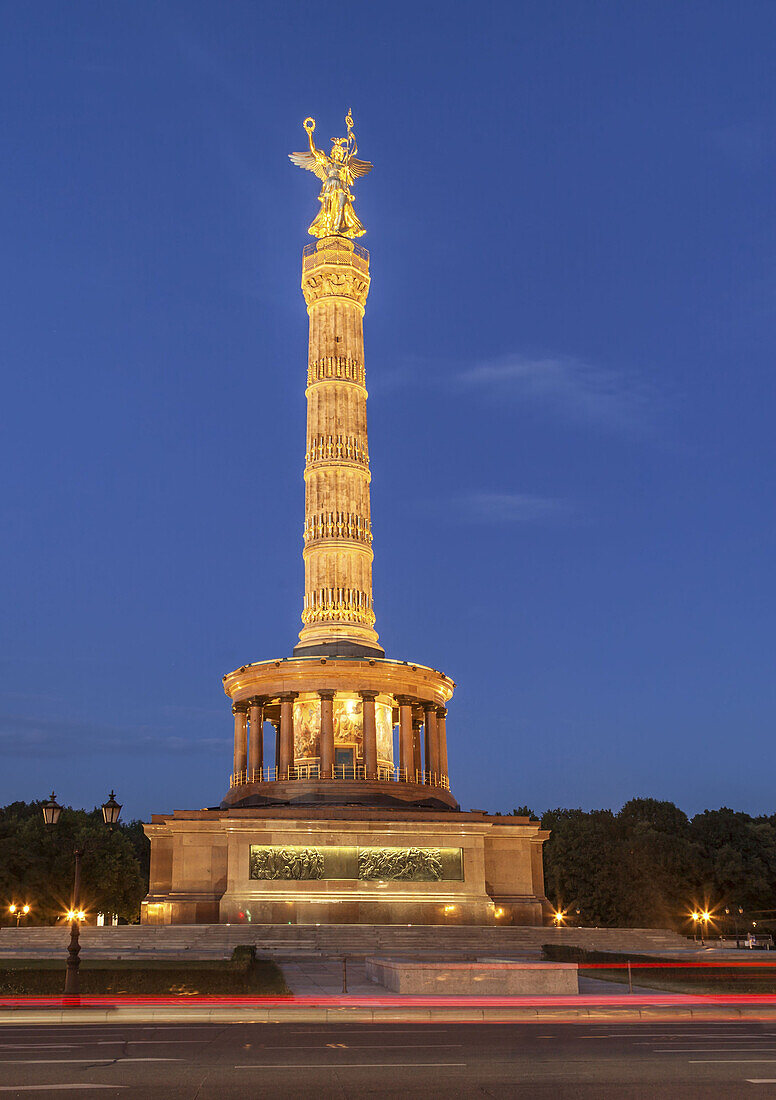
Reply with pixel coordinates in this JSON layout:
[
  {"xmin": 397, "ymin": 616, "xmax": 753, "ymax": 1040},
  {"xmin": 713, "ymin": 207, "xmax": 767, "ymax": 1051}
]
[
  {"xmin": 2, "ymin": 992, "xmax": 776, "ymax": 1025},
  {"xmin": 282, "ymin": 957, "xmax": 381, "ymax": 995},
  {"xmin": 280, "ymin": 955, "xmax": 663, "ymax": 998}
]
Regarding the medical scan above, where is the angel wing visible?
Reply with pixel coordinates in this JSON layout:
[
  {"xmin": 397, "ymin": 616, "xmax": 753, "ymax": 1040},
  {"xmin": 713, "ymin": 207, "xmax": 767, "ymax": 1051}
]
[
  {"xmin": 288, "ymin": 150, "xmax": 328, "ymax": 182},
  {"xmin": 348, "ymin": 156, "xmax": 372, "ymax": 179}
]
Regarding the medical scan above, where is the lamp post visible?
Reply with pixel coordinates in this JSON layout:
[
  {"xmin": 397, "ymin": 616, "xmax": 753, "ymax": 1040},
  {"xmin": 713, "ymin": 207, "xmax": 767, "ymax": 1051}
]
[
  {"xmin": 8, "ymin": 904, "xmax": 31, "ymax": 928},
  {"xmin": 691, "ymin": 909, "xmax": 711, "ymax": 946},
  {"xmin": 42, "ymin": 790, "xmax": 121, "ymax": 997},
  {"xmin": 725, "ymin": 906, "xmax": 744, "ymax": 949}
]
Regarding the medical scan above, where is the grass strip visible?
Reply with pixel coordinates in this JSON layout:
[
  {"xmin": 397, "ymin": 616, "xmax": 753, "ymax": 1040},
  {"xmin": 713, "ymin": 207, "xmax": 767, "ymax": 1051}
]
[
  {"xmin": 542, "ymin": 943, "xmax": 776, "ymax": 995},
  {"xmin": 0, "ymin": 946, "xmax": 289, "ymax": 996}
]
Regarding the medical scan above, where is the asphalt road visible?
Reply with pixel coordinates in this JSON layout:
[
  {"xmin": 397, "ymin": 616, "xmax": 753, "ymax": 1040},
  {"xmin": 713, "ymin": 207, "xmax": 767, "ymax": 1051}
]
[{"xmin": 3, "ymin": 1019, "xmax": 776, "ymax": 1097}]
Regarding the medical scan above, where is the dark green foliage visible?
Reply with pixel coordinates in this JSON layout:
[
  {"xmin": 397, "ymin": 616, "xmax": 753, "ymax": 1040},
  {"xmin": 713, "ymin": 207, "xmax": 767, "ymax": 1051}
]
[
  {"xmin": 542, "ymin": 944, "xmax": 776, "ymax": 994},
  {"xmin": 0, "ymin": 800, "xmax": 149, "ymax": 925},
  {"xmin": 540, "ymin": 798, "xmax": 776, "ymax": 930},
  {"xmin": 0, "ymin": 957, "xmax": 289, "ymax": 996}
]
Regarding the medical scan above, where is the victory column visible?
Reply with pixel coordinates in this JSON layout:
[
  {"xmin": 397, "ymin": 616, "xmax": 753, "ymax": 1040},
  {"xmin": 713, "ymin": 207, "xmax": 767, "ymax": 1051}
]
[{"xmin": 141, "ymin": 114, "xmax": 549, "ymax": 926}]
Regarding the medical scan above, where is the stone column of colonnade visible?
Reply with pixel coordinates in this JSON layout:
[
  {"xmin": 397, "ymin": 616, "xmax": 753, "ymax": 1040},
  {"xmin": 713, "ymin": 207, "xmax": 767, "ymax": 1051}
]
[
  {"xmin": 278, "ymin": 693, "xmax": 296, "ymax": 778},
  {"xmin": 423, "ymin": 704, "xmax": 439, "ymax": 778},
  {"xmin": 319, "ymin": 690, "xmax": 335, "ymax": 778},
  {"xmin": 247, "ymin": 697, "xmax": 264, "ymax": 779},
  {"xmin": 397, "ymin": 696, "xmax": 414, "ymax": 779},
  {"xmin": 361, "ymin": 691, "xmax": 378, "ymax": 779},
  {"xmin": 232, "ymin": 702, "xmax": 248, "ymax": 778},
  {"xmin": 438, "ymin": 707, "xmax": 448, "ymax": 777},
  {"xmin": 295, "ymin": 236, "xmax": 383, "ymax": 656}
]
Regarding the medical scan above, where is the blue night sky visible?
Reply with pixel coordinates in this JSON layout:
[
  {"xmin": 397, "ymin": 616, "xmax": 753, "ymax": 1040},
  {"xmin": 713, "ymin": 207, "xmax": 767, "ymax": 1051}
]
[{"xmin": 1, "ymin": 2, "xmax": 774, "ymax": 821}]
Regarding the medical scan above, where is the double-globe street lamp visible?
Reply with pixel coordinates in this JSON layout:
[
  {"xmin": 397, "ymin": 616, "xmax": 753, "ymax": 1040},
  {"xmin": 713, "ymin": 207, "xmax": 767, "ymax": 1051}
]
[
  {"xmin": 42, "ymin": 790, "xmax": 122, "ymax": 996},
  {"xmin": 691, "ymin": 910, "xmax": 712, "ymax": 945},
  {"xmin": 8, "ymin": 904, "xmax": 31, "ymax": 927},
  {"xmin": 724, "ymin": 906, "xmax": 745, "ymax": 948}
]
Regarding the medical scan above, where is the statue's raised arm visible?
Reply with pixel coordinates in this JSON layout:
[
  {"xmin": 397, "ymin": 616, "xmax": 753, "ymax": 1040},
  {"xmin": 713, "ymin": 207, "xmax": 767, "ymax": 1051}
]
[
  {"xmin": 288, "ymin": 118, "xmax": 328, "ymax": 178},
  {"xmin": 289, "ymin": 111, "xmax": 372, "ymax": 239}
]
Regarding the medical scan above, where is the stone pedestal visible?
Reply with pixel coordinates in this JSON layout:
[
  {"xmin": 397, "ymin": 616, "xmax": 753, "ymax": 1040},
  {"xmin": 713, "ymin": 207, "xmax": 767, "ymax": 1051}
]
[
  {"xmin": 141, "ymin": 806, "xmax": 548, "ymax": 926},
  {"xmin": 365, "ymin": 958, "xmax": 579, "ymax": 995}
]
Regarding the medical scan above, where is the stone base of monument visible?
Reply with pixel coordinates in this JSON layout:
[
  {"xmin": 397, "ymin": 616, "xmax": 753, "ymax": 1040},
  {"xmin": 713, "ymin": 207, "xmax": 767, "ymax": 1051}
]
[
  {"xmin": 365, "ymin": 957, "xmax": 579, "ymax": 995},
  {"xmin": 142, "ymin": 805, "xmax": 550, "ymax": 926}
]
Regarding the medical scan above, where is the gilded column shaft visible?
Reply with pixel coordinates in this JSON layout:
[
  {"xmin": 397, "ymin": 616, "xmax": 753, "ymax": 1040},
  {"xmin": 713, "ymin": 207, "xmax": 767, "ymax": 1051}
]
[{"xmin": 296, "ymin": 235, "xmax": 382, "ymax": 655}]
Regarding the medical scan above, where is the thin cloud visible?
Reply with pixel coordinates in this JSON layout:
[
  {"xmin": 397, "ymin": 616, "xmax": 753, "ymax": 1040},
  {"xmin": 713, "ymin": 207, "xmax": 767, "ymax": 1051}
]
[
  {"xmin": 454, "ymin": 492, "xmax": 570, "ymax": 524},
  {"xmin": 458, "ymin": 354, "xmax": 653, "ymax": 432},
  {"xmin": 0, "ymin": 712, "xmax": 224, "ymax": 758}
]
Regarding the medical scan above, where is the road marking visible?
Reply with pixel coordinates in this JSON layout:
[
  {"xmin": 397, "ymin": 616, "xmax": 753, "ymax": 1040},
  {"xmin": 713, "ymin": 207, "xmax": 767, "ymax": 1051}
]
[
  {"xmin": 268, "ymin": 1044, "xmax": 462, "ymax": 1049},
  {"xmin": 0, "ymin": 1088, "xmax": 127, "ymax": 1093},
  {"xmin": 689, "ymin": 1060, "xmax": 776, "ymax": 1064},
  {"xmin": 234, "ymin": 1063, "xmax": 467, "ymax": 1069},
  {"xmin": 634, "ymin": 1034, "xmax": 771, "ymax": 1040},
  {"xmin": 748, "ymin": 1081, "xmax": 776, "ymax": 1084},
  {"xmin": 655, "ymin": 1049, "xmax": 776, "ymax": 1053},
  {"xmin": 0, "ymin": 1058, "xmax": 184, "ymax": 1065},
  {"xmin": 0, "ymin": 1040, "xmax": 208, "ymax": 1047},
  {"xmin": 96, "ymin": 1039, "xmax": 204, "ymax": 1045},
  {"xmin": 267, "ymin": 1028, "xmax": 452, "ymax": 1034},
  {"xmin": 642, "ymin": 1034, "xmax": 774, "ymax": 1042}
]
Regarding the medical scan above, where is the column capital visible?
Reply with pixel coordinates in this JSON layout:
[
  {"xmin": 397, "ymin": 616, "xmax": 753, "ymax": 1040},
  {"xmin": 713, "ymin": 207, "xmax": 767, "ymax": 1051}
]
[
  {"xmin": 422, "ymin": 701, "xmax": 437, "ymax": 715},
  {"xmin": 395, "ymin": 694, "xmax": 415, "ymax": 707},
  {"xmin": 318, "ymin": 690, "xmax": 336, "ymax": 701},
  {"xmin": 436, "ymin": 706, "xmax": 448, "ymax": 718},
  {"xmin": 278, "ymin": 692, "xmax": 298, "ymax": 703},
  {"xmin": 232, "ymin": 701, "xmax": 249, "ymax": 715},
  {"xmin": 248, "ymin": 695, "xmax": 266, "ymax": 708},
  {"xmin": 359, "ymin": 690, "xmax": 379, "ymax": 702}
]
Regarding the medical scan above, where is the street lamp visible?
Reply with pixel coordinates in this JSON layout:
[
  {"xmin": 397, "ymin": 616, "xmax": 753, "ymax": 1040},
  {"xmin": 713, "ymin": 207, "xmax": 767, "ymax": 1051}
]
[
  {"xmin": 42, "ymin": 791, "xmax": 62, "ymax": 826},
  {"xmin": 42, "ymin": 790, "xmax": 121, "ymax": 996},
  {"xmin": 701, "ymin": 910, "xmax": 711, "ymax": 945},
  {"xmin": 724, "ymin": 906, "xmax": 745, "ymax": 949},
  {"xmin": 101, "ymin": 791, "xmax": 121, "ymax": 827},
  {"xmin": 8, "ymin": 903, "xmax": 31, "ymax": 927}
]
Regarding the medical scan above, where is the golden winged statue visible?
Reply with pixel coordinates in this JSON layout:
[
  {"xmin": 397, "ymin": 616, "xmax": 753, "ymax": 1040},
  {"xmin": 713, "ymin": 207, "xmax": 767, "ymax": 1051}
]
[{"xmin": 289, "ymin": 110, "xmax": 372, "ymax": 239}]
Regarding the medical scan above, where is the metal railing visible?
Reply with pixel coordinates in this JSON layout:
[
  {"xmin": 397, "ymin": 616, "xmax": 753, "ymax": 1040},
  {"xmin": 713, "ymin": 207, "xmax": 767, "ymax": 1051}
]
[
  {"xmin": 303, "ymin": 240, "xmax": 369, "ymax": 262},
  {"xmin": 229, "ymin": 765, "xmax": 450, "ymax": 792}
]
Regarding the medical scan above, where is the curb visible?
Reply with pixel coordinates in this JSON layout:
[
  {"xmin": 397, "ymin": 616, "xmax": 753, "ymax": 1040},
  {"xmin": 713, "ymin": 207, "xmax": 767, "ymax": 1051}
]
[{"xmin": 2, "ymin": 1004, "xmax": 776, "ymax": 1024}]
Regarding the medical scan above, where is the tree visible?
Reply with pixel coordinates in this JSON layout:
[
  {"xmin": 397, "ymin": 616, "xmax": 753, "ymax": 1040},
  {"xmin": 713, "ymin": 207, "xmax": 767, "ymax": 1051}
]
[
  {"xmin": 541, "ymin": 800, "xmax": 703, "ymax": 929},
  {"xmin": 0, "ymin": 800, "xmax": 149, "ymax": 925},
  {"xmin": 690, "ymin": 809, "xmax": 776, "ymax": 916},
  {"xmin": 541, "ymin": 808, "xmax": 627, "ymax": 926},
  {"xmin": 510, "ymin": 806, "xmax": 539, "ymax": 820}
]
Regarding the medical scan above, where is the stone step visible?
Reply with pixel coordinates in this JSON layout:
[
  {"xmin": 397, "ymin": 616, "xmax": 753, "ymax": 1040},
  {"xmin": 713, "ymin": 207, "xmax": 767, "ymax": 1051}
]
[{"xmin": 0, "ymin": 923, "xmax": 692, "ymax": 960}]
